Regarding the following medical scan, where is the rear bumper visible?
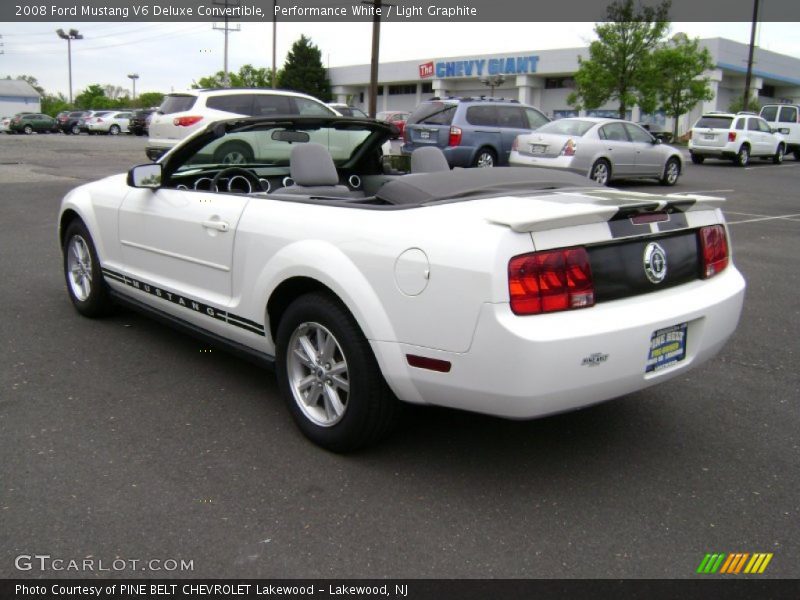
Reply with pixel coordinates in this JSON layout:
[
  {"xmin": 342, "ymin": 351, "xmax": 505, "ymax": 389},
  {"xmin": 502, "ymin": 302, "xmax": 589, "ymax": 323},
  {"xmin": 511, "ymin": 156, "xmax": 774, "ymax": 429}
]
[
  {"xmin": 373, "ymin": 267, "xmax": 745, "ymax": 419},
  {"xmin": 688, "ymin": 141, "xmax": 737, "ymax": 159}
]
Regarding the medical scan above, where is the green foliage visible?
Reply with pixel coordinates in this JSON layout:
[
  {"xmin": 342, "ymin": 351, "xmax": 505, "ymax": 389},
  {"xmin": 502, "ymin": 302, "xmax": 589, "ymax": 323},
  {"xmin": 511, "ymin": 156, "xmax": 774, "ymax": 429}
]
[
  {"xmin": 652, "ymin": 35, "xmax": 715, "ymax": 137},
  {"xmin": 727, "ymin": 96, "xmax": 761, "ymax": 113},
  {"xmin": 135, "ymin": 92, "xmax": 165, "ymax": 109},
  {"xmin": 74, "ymin": 84, "xmax": 107, "ymax": 109},
  {"xmin": 277, "ymin": 35, "xmax": 331, "ymax": 102},
  {"xmin": 41, "ymin": 93, "xmax": 71, "ymax": 116},
  {"xmin": 568, "ymin": 0, "xmax": 671, "ymax": 118},
  {"xmin": 192, "ymin": 64, "xmax": 277, "ymax": 89}
]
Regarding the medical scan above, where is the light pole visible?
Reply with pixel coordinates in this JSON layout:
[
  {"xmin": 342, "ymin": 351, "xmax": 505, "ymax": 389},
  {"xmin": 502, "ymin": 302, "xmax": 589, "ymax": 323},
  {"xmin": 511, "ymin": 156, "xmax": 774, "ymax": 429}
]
[
  {"xmin": 56, "ymin": 28, "xmax": 82, "ymax": 105},
  {"xmin": 128, "ymin": 73, "xmax": 139, "ymax": 102},
  {"xmin": 479, "ymin": 75, "xmax": 506, "ymax": 98}
]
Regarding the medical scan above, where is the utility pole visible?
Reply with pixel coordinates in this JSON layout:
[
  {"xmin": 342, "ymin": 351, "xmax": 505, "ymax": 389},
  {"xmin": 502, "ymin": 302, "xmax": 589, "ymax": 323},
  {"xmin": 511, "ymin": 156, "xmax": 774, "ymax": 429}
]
[
  {"xmin": 272, "ymin": 0, "xmax": 277, "ymax": 88},
  {"xmin": 362, "ymin": 0, "xmax": 389, "ymax": 117},
  {"xmin": 743, "ymin": 0, "xmax": 760, "ymax": 111},
  {"xmin": 56, "ymin": 28, "xmax": 83, "ymax": 105},
  {"xmin": 213, "ymin": 0, "xmax": 241, "ymax": 87},
  {"xmin": 127, "ymin": 73, "xmax": 139, "ymax": 101}
]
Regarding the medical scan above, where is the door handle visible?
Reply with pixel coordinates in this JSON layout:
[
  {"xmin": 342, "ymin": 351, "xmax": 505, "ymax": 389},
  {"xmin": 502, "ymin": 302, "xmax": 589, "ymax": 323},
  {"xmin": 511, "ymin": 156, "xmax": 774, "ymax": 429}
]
[{"xmin": 202, "ymin": 219, "xmax": 230, "ymax": 232}]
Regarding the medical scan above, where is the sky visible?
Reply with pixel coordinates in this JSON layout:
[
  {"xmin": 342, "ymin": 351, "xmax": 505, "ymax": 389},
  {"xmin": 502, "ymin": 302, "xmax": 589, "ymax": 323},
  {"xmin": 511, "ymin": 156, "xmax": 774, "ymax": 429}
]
[{"xmin": 1, "ymin": 20, "xmax": 799, "ymax": 99}]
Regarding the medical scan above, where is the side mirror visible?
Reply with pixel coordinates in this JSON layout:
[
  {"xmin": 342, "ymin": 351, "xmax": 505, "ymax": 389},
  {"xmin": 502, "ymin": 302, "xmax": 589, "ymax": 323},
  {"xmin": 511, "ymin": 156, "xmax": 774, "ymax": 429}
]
[
  {"xmin": 652, "ymin": 137, "xmax": 662, "ymax": 145},
  {"xmin": 127, "ymin": 163, "xmax": 163, "ymax": 188}
]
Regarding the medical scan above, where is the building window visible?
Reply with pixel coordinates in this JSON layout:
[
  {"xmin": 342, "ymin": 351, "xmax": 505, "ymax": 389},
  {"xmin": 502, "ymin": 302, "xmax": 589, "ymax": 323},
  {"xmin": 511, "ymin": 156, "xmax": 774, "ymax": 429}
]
[
  {"xmin": 759, "ymin": 84, "xmax": 776, "ymax": 98},
  {"xmin": 545, "ymin": 77, "xmax": 575, "ymax": 89},
  {"xmin": 421, "ymin": 82, "xmax": 433, "ymax": 94},
  {"xmin": 388, "ymin": 84, "xmax": 417, "ymax": 95}
]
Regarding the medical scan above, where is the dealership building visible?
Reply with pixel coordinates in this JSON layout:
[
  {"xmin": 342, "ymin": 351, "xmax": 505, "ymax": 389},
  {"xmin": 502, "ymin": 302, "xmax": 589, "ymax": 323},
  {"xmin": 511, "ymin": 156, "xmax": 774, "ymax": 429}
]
[{"xmin": 328, "ymin": 37, "xmax": 800, "ymax": 134}]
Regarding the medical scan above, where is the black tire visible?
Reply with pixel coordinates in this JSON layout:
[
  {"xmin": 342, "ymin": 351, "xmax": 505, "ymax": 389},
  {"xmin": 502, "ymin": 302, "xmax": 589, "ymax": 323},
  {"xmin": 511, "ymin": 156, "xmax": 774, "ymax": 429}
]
[
  {"xmin": 772, "ymin": 144, "xmax": 785, "ymax": 165},
  {"xmin": 589, "ymin": 159, "xmax": 611, "ymax": 186},
  {"xmin": 62, "ymin": 220, "xmax": 113, "ymax": 318},
  {"xmin": 793, "ymin": 149, "xmax": 800, "ymax": 161},
  {"xmin": 109, "ymin": 124, "xmax": 121, "ymax": 136},
  {"xmin": 735, "ymin": 144, "xmax": 750, "ymax": 167},
  {"xmin": 275, "ymin": 292, "xmax": 399, "ymax": 452},
  {"xmin": 71, "ymin": 124, "xmax": 81, "ymax": 135},
  {"xmin": 23, "ymin": 125, "xmax": 33, "ymax": 135},
  {"xmin": 472, "ymin": 147, "xmax": 497, "ymax": 168},
  {"xmin": 660, "ymin": 157, "xmax": 681, "ymax": 186},
  {"xmin": 690, "ymin": 153, "xmax": 704, "ymax": 165},
  {"xmin": 213, "ymin": 141, "xmax": 254, "ymax": 165}
]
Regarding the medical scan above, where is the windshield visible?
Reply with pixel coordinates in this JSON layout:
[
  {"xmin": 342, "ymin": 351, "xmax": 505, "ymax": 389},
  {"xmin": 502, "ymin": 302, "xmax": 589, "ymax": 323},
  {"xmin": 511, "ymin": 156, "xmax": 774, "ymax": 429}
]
[
  {"xmin": 159, "ymin": 94, "xmax": 197, "ymax": 115},
  {"xmin": 695, "ymin": 116, "xmax": 733, "ymax": 129},
  {"xmin": 537, "ymin": 119, "xmax": 596, "ymax": 137}
]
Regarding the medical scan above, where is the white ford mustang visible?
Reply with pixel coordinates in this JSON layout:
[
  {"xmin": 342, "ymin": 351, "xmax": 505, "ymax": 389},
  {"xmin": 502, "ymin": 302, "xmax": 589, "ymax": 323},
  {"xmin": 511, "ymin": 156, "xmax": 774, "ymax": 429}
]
[{"xmin": 59, "ymin": 116, "xmax": 745, "ymax": 451}]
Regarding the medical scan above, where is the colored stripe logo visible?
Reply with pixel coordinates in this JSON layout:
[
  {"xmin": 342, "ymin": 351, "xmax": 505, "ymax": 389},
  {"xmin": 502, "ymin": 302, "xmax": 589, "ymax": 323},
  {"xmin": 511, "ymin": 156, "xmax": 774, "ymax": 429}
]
[{"xmin": 696, "ymin": 553, "xmax": 773, "ymax": 574}]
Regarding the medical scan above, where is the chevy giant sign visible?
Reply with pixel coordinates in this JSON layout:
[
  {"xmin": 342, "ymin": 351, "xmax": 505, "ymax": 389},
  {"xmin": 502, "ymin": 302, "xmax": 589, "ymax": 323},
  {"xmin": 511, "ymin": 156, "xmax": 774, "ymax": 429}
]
[{"xmin": 419, "ymin": 55, "xmax": 539, "ymax": 79}]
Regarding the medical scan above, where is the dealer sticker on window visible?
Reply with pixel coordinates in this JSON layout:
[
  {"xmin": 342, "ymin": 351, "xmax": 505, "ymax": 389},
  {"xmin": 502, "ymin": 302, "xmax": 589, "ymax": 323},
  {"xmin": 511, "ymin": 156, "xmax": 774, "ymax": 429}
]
[{"xmin": 646, "ymin": 323, "xmax": 688, "ymax": 373}]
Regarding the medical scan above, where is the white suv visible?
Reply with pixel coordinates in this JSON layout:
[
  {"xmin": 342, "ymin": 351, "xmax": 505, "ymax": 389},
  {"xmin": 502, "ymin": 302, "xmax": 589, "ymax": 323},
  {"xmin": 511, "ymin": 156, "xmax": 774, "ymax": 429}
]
[
  {"xmin": 146, "ymin": 88, "xmax": 340, "ymax": 160},
  {"xmin": 689, "ymin": 112, "xmax": 785, "ymax": 166}
]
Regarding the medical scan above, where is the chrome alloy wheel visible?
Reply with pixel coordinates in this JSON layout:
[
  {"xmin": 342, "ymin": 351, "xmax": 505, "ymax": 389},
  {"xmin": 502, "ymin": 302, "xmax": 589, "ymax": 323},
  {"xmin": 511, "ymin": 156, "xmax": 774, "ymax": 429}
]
[
  {"xmin": 591, "ymin": 161, "xmax": 610, "ymax": 185},
  {"xmin": 287, "ymin": 321, "xmax": 350, "ymax": 427},
  {"xmin": 222, "ymin": 151, "xmax": 246, "ymax": 164},
  {"xmin": 67, "ymin": 235, "xmax": 93, "ymax": 301},
  {"xmin": 475, "ymin": 151, "xmax": 495, "ymax": 168},
  {"xmin": 664, "ymin": 160, "xmax": 680, "ymax": 184}
]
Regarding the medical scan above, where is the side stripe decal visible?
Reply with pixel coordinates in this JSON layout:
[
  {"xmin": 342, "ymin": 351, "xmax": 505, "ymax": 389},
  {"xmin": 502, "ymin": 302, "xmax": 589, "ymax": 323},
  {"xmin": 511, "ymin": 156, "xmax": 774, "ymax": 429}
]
[{"xmin": 101, "ymin": 267, "xmax": 265, "ymax": 337}]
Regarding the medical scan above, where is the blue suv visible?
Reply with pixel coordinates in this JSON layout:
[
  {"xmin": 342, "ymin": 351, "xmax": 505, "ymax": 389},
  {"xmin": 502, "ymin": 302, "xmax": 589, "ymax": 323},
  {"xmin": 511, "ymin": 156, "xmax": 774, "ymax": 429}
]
[{"xmin": 401, "ymin": 97, "xmax": 549, "ymax": 167}]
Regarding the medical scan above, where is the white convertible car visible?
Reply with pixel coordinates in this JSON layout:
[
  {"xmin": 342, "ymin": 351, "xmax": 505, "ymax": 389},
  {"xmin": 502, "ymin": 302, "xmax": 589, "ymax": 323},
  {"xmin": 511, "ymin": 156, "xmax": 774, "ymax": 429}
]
[{"xmin": 59, "ymin": 116, "xmax": 745, "ymax": 451}]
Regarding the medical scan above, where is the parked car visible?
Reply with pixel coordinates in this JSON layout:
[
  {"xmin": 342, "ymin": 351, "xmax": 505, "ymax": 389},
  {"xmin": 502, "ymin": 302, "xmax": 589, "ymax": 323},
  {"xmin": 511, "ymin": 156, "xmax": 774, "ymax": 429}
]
[
  {"xmin": 509, "ymin": 117, "xmax": 684, "ymax": 186},
  {"xmin": 128, "ymin": 108, "xmax": 156, "ymax": 136},
  {"xmin": 376, "ymin": 110, "xmax": 410, "ymax": 139},
  {"xmin": 85, "ymin": 111, "xmax": 133, "ymax": 135},
  {"xmin": 0, "ymin": 116, "xmax": 11, "ymax": 133},
  {"xmin": 8, "ymin": 112, "xmax": 58, "ymax": 134},
  {"xmin": 58, "ymin": 110, "xmax": 92, "ymax": 134},
  {"xmin": 759, "ymin": 103, "xmax": 800, "ymax": 160},
  {"xmin": 401, "ymin": 96, "xmax": 550, "ymax": 167},
  {"xmin": 688, "ymin": 112, "xmax": 786, "ymax": 166},
  {"xmin": 147, "ymin": 88, "xmax": 340, "ymax": 160},
  {"xmin": 58, "ymin": 115, "xmax": 745, "ymax": 451},
  {"xmin": 80, "ymin": 111, "xmax": 114, "ymax": 134},
  {"xmin": 327, "ymin": 103, "xmax": 369, "ymax": 118}
]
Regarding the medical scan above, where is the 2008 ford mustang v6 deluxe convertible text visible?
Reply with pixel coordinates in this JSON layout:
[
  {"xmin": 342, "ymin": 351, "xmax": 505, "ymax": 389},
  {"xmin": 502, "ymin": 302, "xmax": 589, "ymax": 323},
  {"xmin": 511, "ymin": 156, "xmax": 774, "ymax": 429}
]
[{"xmin": 59, "ymin": 116, "xmax": 745, "ymax": 451}]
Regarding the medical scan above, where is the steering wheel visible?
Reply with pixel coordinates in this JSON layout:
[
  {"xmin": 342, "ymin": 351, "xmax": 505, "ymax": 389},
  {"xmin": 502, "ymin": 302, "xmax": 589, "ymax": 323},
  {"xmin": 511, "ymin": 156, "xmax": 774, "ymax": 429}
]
[{"xmin": 210, "ymin": 167, "xmax": 266, "ymax": 193}]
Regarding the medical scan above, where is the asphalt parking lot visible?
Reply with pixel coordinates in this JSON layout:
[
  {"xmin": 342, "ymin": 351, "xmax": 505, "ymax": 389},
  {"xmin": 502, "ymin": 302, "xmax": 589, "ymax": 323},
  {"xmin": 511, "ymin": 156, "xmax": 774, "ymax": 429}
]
[{"xmin": 1, "ymin": 133, "xmax": 798, "ymax": 579}]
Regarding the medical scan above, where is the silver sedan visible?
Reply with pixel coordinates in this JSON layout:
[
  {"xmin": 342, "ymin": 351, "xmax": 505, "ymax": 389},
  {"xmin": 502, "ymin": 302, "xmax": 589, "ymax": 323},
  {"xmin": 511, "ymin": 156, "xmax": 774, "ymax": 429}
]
[{"xmin": 510, "ymin": 117, "xmax": 683, "ymax": 186}]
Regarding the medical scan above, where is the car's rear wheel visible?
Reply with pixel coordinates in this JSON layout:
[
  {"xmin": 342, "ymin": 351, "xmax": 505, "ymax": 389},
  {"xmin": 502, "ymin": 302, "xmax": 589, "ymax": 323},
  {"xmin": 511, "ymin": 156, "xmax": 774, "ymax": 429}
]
[
  {"xmin": 109, "ymin": 124, "xmax": 121, "ymax": 136},
  {"xmin": 62, "ymin": 220, "xmax": 113, "ymax": 317},
  {"xmin": 71, "ymin": 124, "xmax": 81, "ymax": 135},
  {"xmin": 660, "ymin": 157, "xmax": 681, "ymax": 186},
  {"xmin": 213, "ymin": 142, "xmax": 254, "ymax": 165},
  {"xmin": 735, "ymin": 145, "xmax": 750, "ymax": 167},
  {"xmin": 276, "ymin": 292, "xmax": 399, "ymax": 452},
  {"xmin": 23, "ymin": 125, "xmax": 33, "ymax": 135},
  {"xmin": 772, "ymin": 144, "xmax": 785, "ymax": 164},
  {"xmin": 793, "ymin": 149, "xmax": 800, "ymax": 161},
  {"xmin": 473, "ymin": 147, "xmax": 496, "ymax": 168},
  {"xmin": 690, "ymin": 153, "xmax": 704, "ymax": 164},
  {"xmin": 590, "ymin": 159, "xmax": 611, "ymax": 185}
]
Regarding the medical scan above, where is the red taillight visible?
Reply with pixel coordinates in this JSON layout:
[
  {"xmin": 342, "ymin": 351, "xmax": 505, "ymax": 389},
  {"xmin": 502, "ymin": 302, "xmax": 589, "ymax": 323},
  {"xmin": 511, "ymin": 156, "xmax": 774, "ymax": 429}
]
[
  {"xmin": 173, "ymin": 115, "xmax": 203, "ymax": 127},
  {"xmin": 508, "ymin": 247, "xmax": 595, "ymax": 315},
  {"xmin": 561, "ymin": 139, "xmax": 577, "ymax": 156},
  {"xmin": 698, "ymin": 225, "xmax": 729, "ymax": 279},
  {"xmin": 728, "ymin": 131, "xmax": 737, "ymax": 142},
  {"xmin": 448, "ymin": 126, "xmax": 462, "ymax": 147}
]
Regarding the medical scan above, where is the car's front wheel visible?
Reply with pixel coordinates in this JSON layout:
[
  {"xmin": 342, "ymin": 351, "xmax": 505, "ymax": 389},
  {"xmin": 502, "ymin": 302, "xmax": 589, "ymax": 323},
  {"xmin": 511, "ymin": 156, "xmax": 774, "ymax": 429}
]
[
  {"xmin": 71, "ymin": 124, "xmax": 81, "ymax": 135},
  {"xmin": 590, "ymin": 159, "xmax": 611, "ymax": 185},
  {"xmin": 772, "ymin": 144, "xmax": 784, "ymax": 164},
  {"xmin": 473, "ymin": 147, "xmax": 496, "ymax": 168},
  {"xmin": 23, "ymin": 125, "xmax": 33, "ymax": 135},
  {"xmin": 735, "ymin": 145, "xmax": 750, "ymax": 167},
  {"xmin": 660, "ymin": 157, "xmax": 681, "ymax": 186},
  {"xmin": 109, "ymin": 125, "xmax": 121, "ymax": 136},
  {"xmin": 63, "ymin": 220, "xmax": 112, "ymax": 317},
  {"xmin": 275, "ymin": 292, "xmax": 399, "ymax": 452}
]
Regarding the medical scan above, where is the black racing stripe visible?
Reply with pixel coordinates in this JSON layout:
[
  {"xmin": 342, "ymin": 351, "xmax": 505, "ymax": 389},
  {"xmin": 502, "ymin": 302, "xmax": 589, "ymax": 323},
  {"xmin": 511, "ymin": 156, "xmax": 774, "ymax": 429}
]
[
  {"xmin": 609, "ymin": 219, "xmax": 652, "ymax": 239},
  {"xmin": 656, "ymin": 212, "xmax": 689, "ymax": 232},
  {"xmin": 101, "ymin": 267, "xmax": 265, "ymax": 336}
]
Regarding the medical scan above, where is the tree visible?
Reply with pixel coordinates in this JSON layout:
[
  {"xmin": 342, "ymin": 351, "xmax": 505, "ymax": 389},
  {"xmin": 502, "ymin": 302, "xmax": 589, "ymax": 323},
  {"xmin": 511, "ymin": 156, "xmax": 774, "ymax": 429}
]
[
  {"xmin": 74, "ymin": 84, "xmax": 107, "ymax": 109},
  {"xmin": 41, "ymin": 92, "xmax": 71, "ymax": 116},
  {"xmin": 135, "ymin": 91, "xmax": 165, "ymax": 109},
  {"xmin": 652, "ymin": 34, "xmax": 714, "ymax": 138},
  {"xmin": 727, "ymin": 96, "xmax": 761, "ymax": 113},
  {"xmin": 568, "ymin": 0, "xmax": 671, "ymax": 118},
  {"xmin": 277, "ymin": 35, "xmax": 331, "ymax": 102},
  {"xmin": 192, "ymin": 64, "xmax": 277, "ymax": 89}
]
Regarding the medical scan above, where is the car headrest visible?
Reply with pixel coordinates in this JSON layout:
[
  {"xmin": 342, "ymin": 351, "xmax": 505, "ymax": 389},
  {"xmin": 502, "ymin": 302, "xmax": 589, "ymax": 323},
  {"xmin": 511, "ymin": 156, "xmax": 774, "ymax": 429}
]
[
  {"xmin": 289, "ymin": 143, "xmax": 339, "ymax": 186},
  {"xmin": 410, "ymin": 146, "xmax": 450, "ymax": 173}
]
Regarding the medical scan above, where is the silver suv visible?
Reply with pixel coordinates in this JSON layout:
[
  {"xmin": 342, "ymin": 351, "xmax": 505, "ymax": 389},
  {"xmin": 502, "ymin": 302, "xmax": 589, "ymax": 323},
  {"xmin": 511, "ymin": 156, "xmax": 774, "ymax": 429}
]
[
  {"xmin": 146, "ymin": 88, "xmax": 339, "ymax": 161},
  {"xmin": 689, "ymin": 112, "xmax": 785, "ymax": 166}
]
